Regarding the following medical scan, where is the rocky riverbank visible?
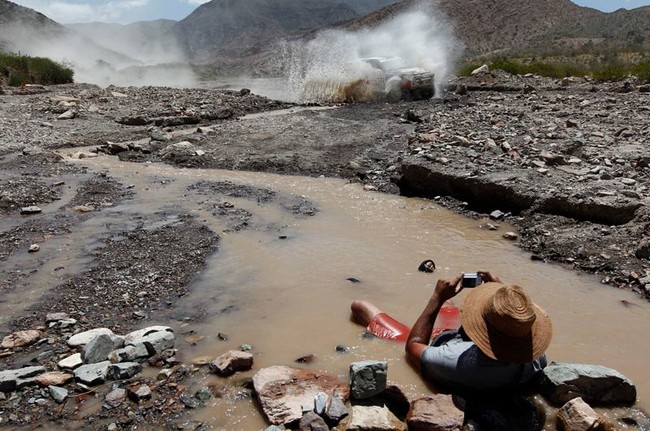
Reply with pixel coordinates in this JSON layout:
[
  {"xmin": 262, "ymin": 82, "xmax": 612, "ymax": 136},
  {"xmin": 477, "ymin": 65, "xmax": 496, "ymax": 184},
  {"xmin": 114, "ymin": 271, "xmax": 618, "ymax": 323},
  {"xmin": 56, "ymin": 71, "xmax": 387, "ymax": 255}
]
[{"xmin": 0, "ymin": 70, "xmax": 649, "ymax": 429}]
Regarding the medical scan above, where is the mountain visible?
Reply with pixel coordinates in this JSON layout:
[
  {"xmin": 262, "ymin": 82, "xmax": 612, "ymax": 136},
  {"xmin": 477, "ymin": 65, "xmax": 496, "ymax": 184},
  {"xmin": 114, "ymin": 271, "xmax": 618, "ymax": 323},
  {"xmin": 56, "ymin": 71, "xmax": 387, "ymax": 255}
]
[
  {"xmin": 0, "ymin": 0, "xmax": 136, "ymax": 68},
  {"xmin": 67, "ymin": 20, "xmax": 183, "ymax": 65},
  {"xmin": 344, "ymin": 0, "xmax": 650, "ymax": 56},
  {"xmin": 173, "ymin": 0, "xmax": 400, "ymax": 62}
]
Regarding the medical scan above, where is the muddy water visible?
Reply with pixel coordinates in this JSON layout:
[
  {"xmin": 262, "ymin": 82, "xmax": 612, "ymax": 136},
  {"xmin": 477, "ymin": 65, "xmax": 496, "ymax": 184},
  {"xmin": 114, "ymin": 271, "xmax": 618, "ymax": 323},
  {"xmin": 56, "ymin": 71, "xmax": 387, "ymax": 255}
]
[{"xmin": 20, "ymin": 150, "xmax": 650, "ymax": 428}]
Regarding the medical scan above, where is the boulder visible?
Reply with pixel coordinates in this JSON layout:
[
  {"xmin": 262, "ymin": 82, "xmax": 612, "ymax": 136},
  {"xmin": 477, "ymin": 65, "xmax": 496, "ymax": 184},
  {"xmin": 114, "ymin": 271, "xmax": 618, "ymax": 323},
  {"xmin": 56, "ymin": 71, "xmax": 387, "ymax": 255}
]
[
  {"xmin": 48, "ymin": 386, "xmax": 68, "ymax": 403},
  {"xmin": 107, "ymin": 362, "xmax": 142, "ymax": 380},
  {"xmin": 556, "ymin": 397, "xmax": 603, "ymax": 431},
  {"xmin": 124, "ymin": 326, "xmax": 174, "ymax": 356},
  {"xmin": 36, "ymin": 371, "xmax": 74, "ymax": 387},
  {"xmin": 84, "ymin": 333, "xmax": 123, "ymax": 364},
  {"xmin": 128, "ymin": 384, "xmax": 152, "ymax": 401},
  {"xmin": 0, "ymin": 366, "xmax": 46, "ymax": 392},
  {"xmin": 67, "ymin": 328, "xmax": 117, "ymax": 347},
  {"xmin": 20, "ymin": 206, "xmax": 42, "ymax": 215},
  {"xmin": 160, "ymin": 141, "xmax": 200, "ymax": 159},
  {"xmin": 106, "ymin": 388, "xmax": 127, "ymax": 408},
  {"xmin": 253, "ymin": 365, "xmax": 349, "ymax": 426},
  {"xmin": 540, "ymin": 363, "xmax": 637, "ymax": 406},
  {"xmin": 471, "ymin": 64, "xmax": 489, "ymax": 75},
  {"xmin": 57, "ymin": 109, "xmax": 77, "ymax": 120},
  {"xmin": 298, "ymin": 411, "xmax": 329, "ymax": 431},
  {"xmin": 407, "ymin": 395, "xmax": 464, "ymax": 431},
  {"xmin": 209, "ymin": 350, "xmax": 253, "ymax": 376},
  {"xmin": 58, "ymin": 353, "xmax": 83, "ymax": 370},
  {"xmin": 325, "ymin": 395, "xmax": 349, "ymax": 422},
  {"xmin": 108, "ymin": 343, "xmax": 150, "ymax": 363},
  {"xmin": 635, "ymin": 238, "xmax": 650, "ymax": 259},
  {"xmin": 347, "ymin": 405, "xmax": 407, "ymax": 431},
  {"xmin": 74, "ymin": 361, "xmax": 110, "ymax": 386},
  {"xmin": 350, "ymin": 360, "xmax": 388, "ymax": 399},
  {"xmin": 1, "ymin": 330, "xmax": 42, "ymax": 349}
]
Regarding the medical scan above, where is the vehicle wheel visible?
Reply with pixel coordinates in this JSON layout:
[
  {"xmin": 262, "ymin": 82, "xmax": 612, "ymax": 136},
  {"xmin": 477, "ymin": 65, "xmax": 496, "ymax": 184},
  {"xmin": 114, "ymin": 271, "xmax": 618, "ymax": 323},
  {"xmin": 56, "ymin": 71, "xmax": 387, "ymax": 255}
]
[{"xmin": 412, "ymin": 88, "xmax": 434, "ymax": 100}]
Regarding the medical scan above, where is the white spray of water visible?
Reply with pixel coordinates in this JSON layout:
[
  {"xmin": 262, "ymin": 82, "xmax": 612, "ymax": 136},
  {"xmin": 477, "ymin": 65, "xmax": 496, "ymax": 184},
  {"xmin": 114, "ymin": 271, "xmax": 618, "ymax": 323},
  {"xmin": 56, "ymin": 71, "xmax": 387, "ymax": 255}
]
[{"xmin": 279, "ymin": 0, "xmax": 463, "ymax": 102}]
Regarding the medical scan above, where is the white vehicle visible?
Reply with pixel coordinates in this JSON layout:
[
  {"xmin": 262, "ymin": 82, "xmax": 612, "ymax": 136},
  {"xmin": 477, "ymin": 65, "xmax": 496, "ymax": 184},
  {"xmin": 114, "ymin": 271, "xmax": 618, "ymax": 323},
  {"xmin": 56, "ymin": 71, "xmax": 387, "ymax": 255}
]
[
  {"xmin": 300, "ymin": 56, "xmax": 435, "ymax": 103},
  {"xmin": 359, "ymin": 56, "xmax": 435, "ymax": 101}
]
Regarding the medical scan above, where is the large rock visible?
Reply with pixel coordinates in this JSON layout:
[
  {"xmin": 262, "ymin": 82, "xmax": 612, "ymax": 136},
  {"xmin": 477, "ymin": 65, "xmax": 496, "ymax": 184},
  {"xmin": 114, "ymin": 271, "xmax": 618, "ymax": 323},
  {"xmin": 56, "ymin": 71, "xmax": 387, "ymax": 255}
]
[
  {"xmin": 0, "ymin": 366, "xmax": 46, "ymax": 392},
  {"xmin": 67, "ymin": 328, "xmax": 117, "ymax": 347},
  {"xmin": 298, "ymin": 411, "xmax": 329, "ymax": 431},
  {"xmin": 74, "ymin": 361, "xmax": 110, "ymax": 386},
  {"xmin": 1, "ymin": 330, "xmax": 42, "ymax": 349},
  {"xmin": 49, "ymin": 386, "xmax": 68, "ymax": 403},
  {"xmin": 350, "ymin": 360, "xmax": 387, "ymax": 399},
  {"xmin": 58, "ymin": 353, "xmax": 83, "ymax": 370},
  {"xmin": 84, "ymin": 333, "xmax": 123, "ymax": 364},
  {"xmin": 209, "ymin": 350, "xmax": 253, "ymax": 376},
  {"xmin": 36, "ymin": 371, "xmax": 74, "ymax": 387},
  {"xmin": 253, "ymin": 366, "xmax": 349, "ymax": 426},
  {"xmin": 108, "ymin": 343, "xmax": 150, "ymax": 363},
  {"xmin": 540, "ymin": 363, "xmax": 637, "ymax": 406},
  {"xmin": 556, "ymin": 397, "xmax": 603, "ymax": 431},
  {"xmin": 107, "ymin": 362, "xmax": 142, "ymax": 380},
  {"xmin": 347, "ymin": 405, "xmax": 407, "ymax": 431},
  {"xmin": 123, "ymin": 326, "xmax": 174, "ymax": 356},
  {"xmin": 407, "ymin": 395, "xmax": 464, "ymax": 431}
]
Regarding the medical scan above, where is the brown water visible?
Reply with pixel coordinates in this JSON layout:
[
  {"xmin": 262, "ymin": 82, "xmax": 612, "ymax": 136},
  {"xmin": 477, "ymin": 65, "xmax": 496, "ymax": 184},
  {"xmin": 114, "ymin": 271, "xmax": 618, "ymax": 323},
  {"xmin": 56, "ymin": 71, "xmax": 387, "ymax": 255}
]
[{"xmin": 3, "ymin": 149, "xmax": 649, "ymax": 429}]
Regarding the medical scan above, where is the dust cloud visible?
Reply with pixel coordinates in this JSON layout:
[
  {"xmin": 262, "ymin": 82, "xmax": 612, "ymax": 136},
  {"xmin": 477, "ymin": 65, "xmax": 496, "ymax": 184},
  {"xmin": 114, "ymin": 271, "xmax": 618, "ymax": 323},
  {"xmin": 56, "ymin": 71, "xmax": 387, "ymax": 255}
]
[
  {"xmin": 278, "ymin": 0, "xmax": 463, "ymax": 102},
  {"xmin": 2, "ymin": 22, "xmax": 196, "ymax": 88}
]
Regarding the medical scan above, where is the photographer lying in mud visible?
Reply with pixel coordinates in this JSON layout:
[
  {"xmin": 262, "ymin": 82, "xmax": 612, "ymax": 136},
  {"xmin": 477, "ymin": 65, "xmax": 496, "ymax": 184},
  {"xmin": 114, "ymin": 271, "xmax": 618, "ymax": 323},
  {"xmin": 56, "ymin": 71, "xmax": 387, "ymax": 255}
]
[{"xmin": 352, "ymin": 271, "xmax": 553, "ymax": 392}]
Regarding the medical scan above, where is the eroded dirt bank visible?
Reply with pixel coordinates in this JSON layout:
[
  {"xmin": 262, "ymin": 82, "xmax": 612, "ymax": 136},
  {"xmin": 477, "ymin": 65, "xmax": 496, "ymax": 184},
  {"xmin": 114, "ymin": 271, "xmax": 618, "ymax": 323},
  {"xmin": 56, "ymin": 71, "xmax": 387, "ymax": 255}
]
[{"xmin": 0, "ymin": 73, "xmax": 648, "ymax": 428}]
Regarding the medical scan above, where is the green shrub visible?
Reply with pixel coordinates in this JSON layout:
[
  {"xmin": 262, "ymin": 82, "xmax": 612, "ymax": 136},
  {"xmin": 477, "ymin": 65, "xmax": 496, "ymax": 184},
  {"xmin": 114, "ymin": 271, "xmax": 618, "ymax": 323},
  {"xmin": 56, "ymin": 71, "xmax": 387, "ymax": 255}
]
[
  {"xmin": 458, "ymin": 54, "xmax": 650, "ymax": 82},
  {"xmin": 0, "ymin": 53, "xmax": 74, "ymax": 86}
]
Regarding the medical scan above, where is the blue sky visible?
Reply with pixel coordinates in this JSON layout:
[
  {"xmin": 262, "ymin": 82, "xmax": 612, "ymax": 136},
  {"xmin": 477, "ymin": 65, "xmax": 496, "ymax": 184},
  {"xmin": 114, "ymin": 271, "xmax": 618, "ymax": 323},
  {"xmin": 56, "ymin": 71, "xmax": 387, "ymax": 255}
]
[{"xmin": 10, "ymin": 0, "xmax": 650, "ymax": 24}]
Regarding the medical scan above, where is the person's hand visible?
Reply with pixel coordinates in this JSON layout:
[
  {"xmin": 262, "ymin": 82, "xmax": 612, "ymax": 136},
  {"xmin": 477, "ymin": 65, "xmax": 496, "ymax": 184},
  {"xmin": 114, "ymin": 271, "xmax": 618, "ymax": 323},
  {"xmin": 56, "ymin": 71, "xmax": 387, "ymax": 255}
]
[
  {"xmin": 433, "ymin": 273, "xmax": 463, "ymax": 302},
  {"xmin": 477, "ymin": 271, "xmax": 502, "ymax": 284}
]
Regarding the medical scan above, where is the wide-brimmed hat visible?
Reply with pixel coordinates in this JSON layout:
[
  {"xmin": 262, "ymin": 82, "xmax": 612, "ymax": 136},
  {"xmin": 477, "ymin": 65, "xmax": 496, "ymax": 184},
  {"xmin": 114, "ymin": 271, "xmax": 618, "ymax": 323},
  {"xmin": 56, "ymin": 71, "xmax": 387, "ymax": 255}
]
[{"xmin": 460, "ymin": 282, "xmax": 552, "ymax": 364}]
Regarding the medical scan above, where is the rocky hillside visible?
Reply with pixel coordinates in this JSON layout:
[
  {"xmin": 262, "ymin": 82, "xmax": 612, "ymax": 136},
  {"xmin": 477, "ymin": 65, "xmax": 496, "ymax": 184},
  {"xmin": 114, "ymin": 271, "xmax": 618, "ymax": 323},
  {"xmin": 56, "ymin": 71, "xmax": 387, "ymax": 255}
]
[
  {"xmin": 172, "ymin": 0, "xmax": 400, "ymax": 62},
  {"xmin": 0, "ymin": 0, "xmax": 135, "ymax": 69},
  {"xmin": 345, "ymin": 0, "xmax": 650, "ymax": 56},
  {"xmin": 0, "ymin": 0, "xmax": 68, "ymax": 47}
]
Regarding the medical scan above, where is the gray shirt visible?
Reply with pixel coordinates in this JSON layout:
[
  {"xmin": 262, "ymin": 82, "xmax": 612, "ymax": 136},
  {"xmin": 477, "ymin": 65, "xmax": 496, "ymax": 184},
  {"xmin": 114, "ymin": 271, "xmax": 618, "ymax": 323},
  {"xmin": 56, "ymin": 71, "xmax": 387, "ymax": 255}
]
[{"xmin": 420, "ymin": 331, "xmax": 547, "ymax": 391}]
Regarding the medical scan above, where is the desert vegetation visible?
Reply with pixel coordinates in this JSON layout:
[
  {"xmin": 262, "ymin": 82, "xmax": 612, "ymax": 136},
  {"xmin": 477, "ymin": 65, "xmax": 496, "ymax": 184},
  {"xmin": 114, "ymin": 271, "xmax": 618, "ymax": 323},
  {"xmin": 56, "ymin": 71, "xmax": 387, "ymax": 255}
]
[
  {"xmin": 460, "ymin": 54, "xmax": 650, "ymax": 82},
  {"xmin": 0, "ymin": 52, "xmax": 74, "ymax": 86}
]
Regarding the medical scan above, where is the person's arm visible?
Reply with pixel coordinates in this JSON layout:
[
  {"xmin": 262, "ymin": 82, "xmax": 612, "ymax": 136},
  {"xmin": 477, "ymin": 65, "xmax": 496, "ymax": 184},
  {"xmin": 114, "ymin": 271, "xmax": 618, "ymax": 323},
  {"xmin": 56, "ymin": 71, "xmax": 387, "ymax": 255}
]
[{"xmin": 405, "ymin": 274, "xmax": 463, "ymax": 372}]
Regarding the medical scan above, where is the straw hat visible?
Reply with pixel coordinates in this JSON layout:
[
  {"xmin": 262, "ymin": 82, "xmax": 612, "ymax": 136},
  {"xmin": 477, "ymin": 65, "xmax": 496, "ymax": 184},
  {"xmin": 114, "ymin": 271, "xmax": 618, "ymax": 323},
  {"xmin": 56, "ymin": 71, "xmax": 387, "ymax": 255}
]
[{"xmin": 460, "ymin": 282, "xmax": 552, "ymax": 364}]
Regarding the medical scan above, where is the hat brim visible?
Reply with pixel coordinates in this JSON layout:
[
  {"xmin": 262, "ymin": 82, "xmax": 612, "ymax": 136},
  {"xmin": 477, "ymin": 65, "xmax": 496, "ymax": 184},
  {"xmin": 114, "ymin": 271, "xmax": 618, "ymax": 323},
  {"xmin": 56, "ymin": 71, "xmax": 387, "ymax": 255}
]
[{"xmin": 460, "ymin": 282, "xmax": 552, "ymax": 364}]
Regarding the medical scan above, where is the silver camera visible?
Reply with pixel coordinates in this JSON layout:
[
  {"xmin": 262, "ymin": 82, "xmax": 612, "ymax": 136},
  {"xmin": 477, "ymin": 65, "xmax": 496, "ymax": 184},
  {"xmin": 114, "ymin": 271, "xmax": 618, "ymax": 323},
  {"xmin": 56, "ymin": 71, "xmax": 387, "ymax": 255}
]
[{"xmin": 462, "ymin": 273, "xmax": 482, "ymax": 288}]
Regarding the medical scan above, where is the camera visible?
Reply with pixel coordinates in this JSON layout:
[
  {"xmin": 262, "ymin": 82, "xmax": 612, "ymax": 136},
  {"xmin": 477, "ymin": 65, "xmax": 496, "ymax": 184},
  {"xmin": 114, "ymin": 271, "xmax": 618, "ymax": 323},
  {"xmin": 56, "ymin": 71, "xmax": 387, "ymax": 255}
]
[{"xmin": 462, "ymin": 273, "xmax": 482, "ymax": 288}]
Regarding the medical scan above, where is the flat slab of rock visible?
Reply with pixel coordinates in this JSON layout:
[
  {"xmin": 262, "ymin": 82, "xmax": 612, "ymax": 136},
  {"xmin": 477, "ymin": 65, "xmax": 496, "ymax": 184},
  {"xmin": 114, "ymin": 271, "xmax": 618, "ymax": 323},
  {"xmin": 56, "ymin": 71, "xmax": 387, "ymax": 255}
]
[
  {"xmin": 0, "ymin": 366, "xmax": 46, "ymax": 392},
  {"xmin": 123, "ymin": 326, "xmax": 174, "ymax": 356},
  {"xmin": 58, "ymin": 353, "xmax": 83, "ymax": 370},
  {"xmin": 540, "ymin": 362, "xmax": 637, "ymax": 406},
  {"xmin": 407, "ymin": 395, "xmax": 464, "ymax": 431},
  {"xmin": 36, "ymin": 371, "xmax": 74, "ymax": 387},
  {"xmin": 74, "ymin": 361, "xmax": 110, "ymax": 386},
  {"xmin": 209, "ymin": 350, "xmax": 253, "ymax": 376},
  {"xmin": 2, "ymin": 330, "xmax": 42, "ymax": 349},
  {"xmin": 347, "ymin": 405, "xmax": 407, "ymax": 431},
  {"xmin": 107, "ymin": 362, "xmax": 142, "ymax": 380},
  {"xmin": 253, "ymin": 365, "xmax": 349, "ymax": 426}
]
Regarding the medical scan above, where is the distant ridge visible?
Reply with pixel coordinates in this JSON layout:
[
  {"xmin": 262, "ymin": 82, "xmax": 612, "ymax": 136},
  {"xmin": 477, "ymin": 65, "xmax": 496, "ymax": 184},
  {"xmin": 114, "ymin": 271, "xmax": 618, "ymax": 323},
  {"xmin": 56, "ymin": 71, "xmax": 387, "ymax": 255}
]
[{"xmin": 172, "ymin": 0, "xmax": 400, "ymax": 62}]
